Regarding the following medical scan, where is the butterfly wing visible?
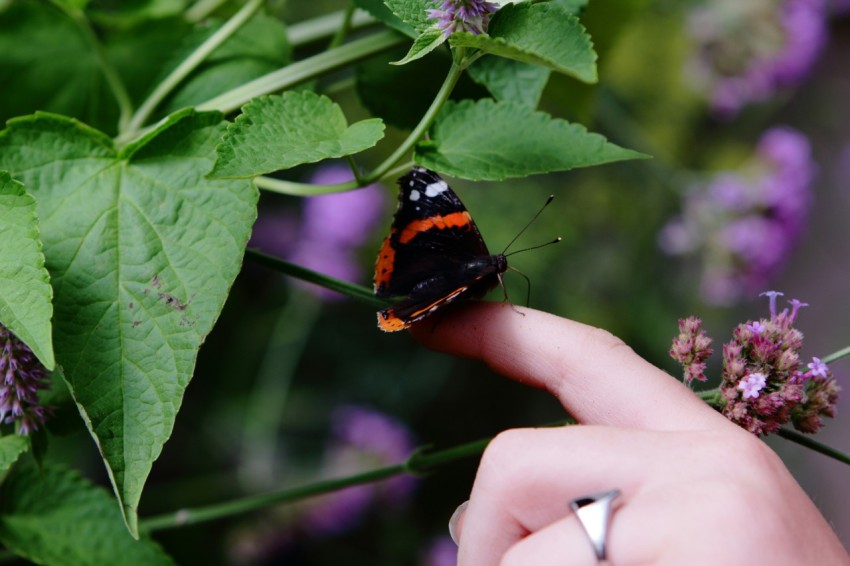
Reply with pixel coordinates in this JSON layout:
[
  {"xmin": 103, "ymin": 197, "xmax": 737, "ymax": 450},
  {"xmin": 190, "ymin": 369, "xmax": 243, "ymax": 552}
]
[
  {"xmin": 376, "ymin": 256, "xmax": 506, "ymax": 331},
  {"xmin": 374, "ymin": 167, "xmax": 491, "ymax": 298}
]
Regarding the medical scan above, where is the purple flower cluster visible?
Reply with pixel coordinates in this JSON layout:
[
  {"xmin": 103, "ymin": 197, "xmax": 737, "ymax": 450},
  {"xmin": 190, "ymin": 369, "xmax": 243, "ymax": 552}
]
[
  {"xmin": 686, "ymin": 0, "xmax": 827, "ymax": 116},
  {"xmin": 659, "ymin": 127, "xmax": 816, "ymax": 305},
  {"xmin": 0, "ymin": 324, "xmax": 51, "ymax": 435},
  {"xmin": 249, "ymin": 164, "xmax": 387, "ymax": 300},
  {"xmin": 301, "ymin": 405, "xmax": 417, "ymax": 535},
  {"xmin": 672, "ymin": 292, "xmax": 840, "ymax": 437},
  {"xmin": 427, "ymin": 0, "xmax": 500, "ymax": 37},
  {"xmin": 670, "ymin": 317, "xmax": 714, "ymax": 384}
]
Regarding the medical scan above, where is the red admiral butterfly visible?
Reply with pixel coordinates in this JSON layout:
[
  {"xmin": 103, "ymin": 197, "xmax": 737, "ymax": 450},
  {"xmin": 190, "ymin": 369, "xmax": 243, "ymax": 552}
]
[{"xmin": 374, "ymin": 167, "xmax": 554, "ymax": 332}]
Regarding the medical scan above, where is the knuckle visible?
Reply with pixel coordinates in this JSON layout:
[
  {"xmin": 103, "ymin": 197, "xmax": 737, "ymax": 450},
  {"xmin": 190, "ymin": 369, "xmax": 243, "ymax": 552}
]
[{"xmin": 477, "ymin": 428, "xmax": 538, "ymax": 487}]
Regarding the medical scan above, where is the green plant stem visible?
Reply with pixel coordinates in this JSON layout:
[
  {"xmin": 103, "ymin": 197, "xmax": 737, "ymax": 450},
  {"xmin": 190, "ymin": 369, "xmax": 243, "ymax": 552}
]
[
  {"xmin": 140, "ymin": 433, "xmax": 496, "ymax": 533},
  {"xmin": 776, "ymin": 429, "xmax": 850, "ymax": 465},
  {"xmin": 197, "ymin": 29, "xmax": 405, "ymax": 115},
  {"xmin": 185, "ymin": 0, "xmax": 229, "ymax": 23},
  {"xmin": 288, "ymin": 8, "xmax": 376, "ymax": 47},
  {"xmin": 51, "ymin": 1, "xmax": 133, "ymax": 133},
  {"xmin": 823, "ymin": 345, "xmax": 850, "ymax": 365},
  {"xmin": 140, "ymin": 462, "xmax": 407, "ymax": 532},
  {"xmin": 254, "ymin": 176, "xmax": 360, "ymax": 196},
  {"xmin": 253, "ymin": 161, "xmax": 412, "ymax": 196},
  {"xmin": 326, "ymin": 3, "xmax": 356, "ymax": 50},
  {"xmin": 696, "ymin": 388, "xmax": 723, "ymax": 408},
  {"xmin": 125, "ymin": 0, "xmax": 265, "ymax": 135},
  {"xmin": 244, "ymin": 248, "xmax": 386, "ymax": 307},
  {"xmin": 363, "ymin": 59, "xmax": 465, "ymax": 183}
]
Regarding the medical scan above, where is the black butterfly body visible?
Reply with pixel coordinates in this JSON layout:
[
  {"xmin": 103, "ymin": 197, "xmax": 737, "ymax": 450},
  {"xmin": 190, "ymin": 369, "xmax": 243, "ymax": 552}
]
[{"xmin": 373, "ymin": 167, "xmax": 507, "ymax": 332}]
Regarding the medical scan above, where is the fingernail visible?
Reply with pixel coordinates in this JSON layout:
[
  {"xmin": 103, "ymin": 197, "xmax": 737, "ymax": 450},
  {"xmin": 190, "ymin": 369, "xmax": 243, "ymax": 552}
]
[{"xmin": 448, "ymin": 500, "xmax": 469, "ymax": 545}]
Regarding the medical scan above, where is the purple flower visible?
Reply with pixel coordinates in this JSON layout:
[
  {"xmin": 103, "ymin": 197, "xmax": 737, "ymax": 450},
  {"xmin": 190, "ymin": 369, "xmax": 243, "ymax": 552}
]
[
  {"xmin": 427, "ymin": 0, "xmax": 500, "ymax": 37},
  {"xmin": 301, "ymin": 405, "xmax": 417, "ymax": 535},
  {"xmin": 738, "ymin": 372, "xmax": 767, "ymax": 399},
  {"xmin": 686, "ymin": 0, "xmax": 828, "ymax": 116},
  {"xmin": 659, "ymin": 128, "xmax": 815, "ymax": 306},
  {"xmin": 670, "ymin": 317, "xmax": 714, "ymax": 384},
  {"xmin": 715, "ymin": 292, "xmax": 840, "ymax": 436},
  {"xmin": 0, "ymin": 324, "xmax": 51, "ymax": 435},
  {"xmin": 807, "ymin": 357, "xmax": 829, "ymax": 378}
]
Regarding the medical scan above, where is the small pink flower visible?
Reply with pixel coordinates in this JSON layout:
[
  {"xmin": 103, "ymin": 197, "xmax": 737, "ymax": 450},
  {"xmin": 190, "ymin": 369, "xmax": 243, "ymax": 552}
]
[
  {"xmin": 738, "ymin": 372, "xmax": 767, "ymax": 399},
  {"xmin": 806, "ymin": 357, "xmax": 829, "ymax": 378}
]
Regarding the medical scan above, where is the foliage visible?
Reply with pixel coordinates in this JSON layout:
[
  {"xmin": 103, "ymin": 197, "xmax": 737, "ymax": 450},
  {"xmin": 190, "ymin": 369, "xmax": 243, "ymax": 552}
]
[{"xmin": 0, "ymin": 0, "xmax": 847, "ymax": 563}]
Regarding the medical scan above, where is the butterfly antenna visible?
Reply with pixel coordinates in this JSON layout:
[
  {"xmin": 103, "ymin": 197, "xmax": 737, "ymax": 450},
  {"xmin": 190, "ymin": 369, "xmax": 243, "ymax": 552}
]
[
  {"xmin": 505, "ymin": 237, "xmax": 562, "ymax": 257},
  {"xmin": 501, "ymin": 194, "xmax": 555, "ymax": 254}
]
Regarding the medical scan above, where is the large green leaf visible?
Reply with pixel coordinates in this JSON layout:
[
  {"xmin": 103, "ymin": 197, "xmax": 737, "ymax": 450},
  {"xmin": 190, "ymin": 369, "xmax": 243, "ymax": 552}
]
[
  {"xmin": 467, "ymin": 56, "xmax": 550, "ymax": 108},
  {"xmin": 450, "ymin": 2, "xmax": 597, "ymax": 83},
  {"xmin": 0, "ymin": 172, "xmax": 54, "ymax": 369},
  {"xmin": 0, "ymin": 110, "xmax": 258, "ymax": 536},
  {"xmin": 210, "ymin": 92, "xmax": 385, "ymax": 179},
  {"xmin": 0, "ymin": 465, "xmax": 173, "ymax": 565},
  {"xmin": 414, "ymin": 99, "xmax": 648, "ymax": 180}
]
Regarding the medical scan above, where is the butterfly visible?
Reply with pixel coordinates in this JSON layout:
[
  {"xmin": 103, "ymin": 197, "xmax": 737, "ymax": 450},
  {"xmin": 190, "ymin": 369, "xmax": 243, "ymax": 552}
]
[{"xmin": 373, "ymin": 167, "xmax": 555, "ymax": 332}]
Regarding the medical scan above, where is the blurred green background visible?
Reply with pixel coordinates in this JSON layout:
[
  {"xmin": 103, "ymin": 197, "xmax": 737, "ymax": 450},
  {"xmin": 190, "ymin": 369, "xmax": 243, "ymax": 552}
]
[{"xmin": 3, "ymin": 0, "xmax": 849, "ymax": 563}]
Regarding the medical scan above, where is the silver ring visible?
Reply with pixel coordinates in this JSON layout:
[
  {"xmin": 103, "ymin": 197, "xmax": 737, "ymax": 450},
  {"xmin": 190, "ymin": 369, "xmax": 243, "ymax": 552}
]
[{"xmin": 569, "ymin": 489, "xmax": 621, "ymax": 562}]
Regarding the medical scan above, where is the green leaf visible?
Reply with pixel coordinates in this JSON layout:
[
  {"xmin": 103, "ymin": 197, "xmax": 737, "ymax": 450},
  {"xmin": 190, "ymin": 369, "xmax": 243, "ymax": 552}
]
[
  {"xmin": 0, "ymin": 464, "xmax": 173, "ymax": 565},
  {"xmin": 0, "ymin": 172, "xmax": 54, "ymax": 370},
  {"xmin": 157, "ymin": 12, "xmax": 292, "ymax": 116},
  {"xmin": 0, "ymin": 435, "xmax": 29, "ymax": 475},
  {"xmin": 0, "ymin": 110, "xmax": 258, "ymax": 536},
  {"xmin": 210, "ymin": 92, "xmax": 385, "ymax": 179},
  {"xmin": 384, "ymin": 0, "xmax": 436, "ymax": 34},
  {"xmin": 450, "ymin": 2, "xmax": 597, "ymax": 83},
  {"xmin": 414, "ymin": 99, "xmax": 649, "ymax": 180},
  {"xmin": 354, "ymin": 0, "xmax": 416, "ymax": 37},
  {"xmin": 391, "ymin": 27, "xmax": 447, "ymax": 65},
  {"xmin": 468, "ymin": 56, "xmax": 550, "ymax": 108}
]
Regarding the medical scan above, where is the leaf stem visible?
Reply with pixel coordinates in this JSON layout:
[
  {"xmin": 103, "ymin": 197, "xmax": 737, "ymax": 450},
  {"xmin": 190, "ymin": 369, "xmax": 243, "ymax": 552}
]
[
  {"xmin": 244, "ymin": 248, "xmax": 386, "ymax": 307},
  {"xmin": 197, "ymin": 29, "xmax": 406, "ymax": 115},
  {"xmin": 51, "ymin": 1, "xmax": 134, "ymax": 133},
  {"xmin": 125, "ymin": 0, "xmax": 265, "ymax": 135},
  {"xmin": 822, "ymin": 345, "xmax": 850, "ymax": 365},
  {"xmin": 696, "ymin": 387, "xmax": 723, "ymax": 408},
  {"xmin": 363, "ymin": 58, "xmax": 465, "ymax": 183},
  {"xmin": 140, "ymin": 433, "xmax": 496, "ymax": 533},
  {"xmin": 185, "ymin": 0, "xmax": 229, "ymax": 23},
  {"xmin": 254, "ymin": 161, "xmax": 413, "ymax": 196},
  {"xmin": 254, "ymin": 176, "xmax": 360, "ymax": 196},
  {"xmin": 777, "ymin": 429, "xmax": 850, "ymax": 465},
  {"xmin": 287, "ymin": 8, "xmax": 376, "ymax": 47}
]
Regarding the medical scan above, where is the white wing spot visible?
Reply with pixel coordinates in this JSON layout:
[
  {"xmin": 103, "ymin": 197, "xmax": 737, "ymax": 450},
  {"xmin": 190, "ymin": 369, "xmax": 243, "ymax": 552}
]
[
  {"xmin": 424, "ymin": 181, "xmax": 448, "ymax": 198},
  {"xmin": 409, "ymin": 189, "xmax": 421, "ymax": 201}
]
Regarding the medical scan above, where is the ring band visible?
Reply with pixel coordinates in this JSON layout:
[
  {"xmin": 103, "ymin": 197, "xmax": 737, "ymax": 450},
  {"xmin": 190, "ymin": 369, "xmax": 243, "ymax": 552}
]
[{"xmin": 569, "ymin": 489, "xmax": 621, "ymax": 562}]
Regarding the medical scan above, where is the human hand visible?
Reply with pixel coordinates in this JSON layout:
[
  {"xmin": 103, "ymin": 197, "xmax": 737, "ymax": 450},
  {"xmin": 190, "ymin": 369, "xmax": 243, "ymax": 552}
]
[{"xmin": 410, "ymin": 303, "xmax": 849, "ymax": 565}]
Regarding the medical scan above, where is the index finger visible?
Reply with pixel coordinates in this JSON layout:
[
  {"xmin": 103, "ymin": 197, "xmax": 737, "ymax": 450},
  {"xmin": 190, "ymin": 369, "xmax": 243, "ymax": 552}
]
[{"xmin": 410, "ymin": 302, "xmax": 724, "ymax": 430}]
